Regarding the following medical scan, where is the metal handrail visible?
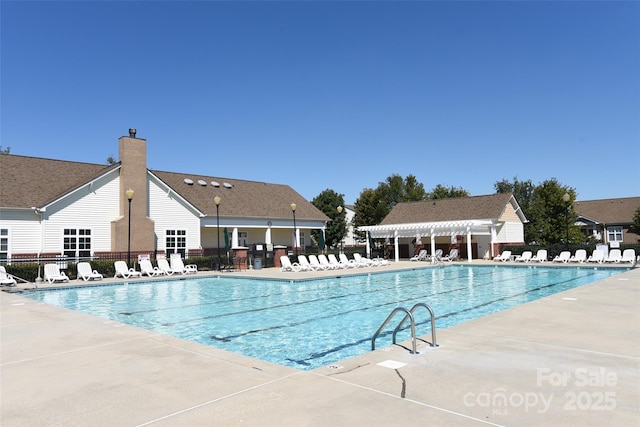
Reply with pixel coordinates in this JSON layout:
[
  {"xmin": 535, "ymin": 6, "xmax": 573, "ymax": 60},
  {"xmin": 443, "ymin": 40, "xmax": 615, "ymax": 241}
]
[
  {"xmin": 371, "ymin": 307, "xmax": 417, "ymax": 354},
  {"xmin": 393, "ymin": 303, "xmax": 437, "ymax": 348}
]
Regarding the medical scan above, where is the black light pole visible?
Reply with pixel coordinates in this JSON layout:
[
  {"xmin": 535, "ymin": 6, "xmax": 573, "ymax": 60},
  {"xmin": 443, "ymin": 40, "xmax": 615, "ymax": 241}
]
[
  {"xmin": 290, "ymin": 203, "xmax": 297, "ymax": 256},
  {"xmin": 126, "ymin": 188, "xmax": 135, "ymax": 266},
  {"xmin": 337, "ymin": 206, "xmax": 343, "ymax": 254},
  {"xmin": 563, "ymin": 192, "xmax": 570, "ymax": 246},
  {"xmin": 214, "ymin": 196, "xmax": 221, "ymax": 270}
]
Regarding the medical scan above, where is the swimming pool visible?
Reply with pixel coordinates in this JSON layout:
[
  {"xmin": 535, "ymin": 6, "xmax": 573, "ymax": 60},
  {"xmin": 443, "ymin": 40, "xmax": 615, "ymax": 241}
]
[{"xmin": 23, "ymin": 265, "xmax": 625, "ymax": 370}]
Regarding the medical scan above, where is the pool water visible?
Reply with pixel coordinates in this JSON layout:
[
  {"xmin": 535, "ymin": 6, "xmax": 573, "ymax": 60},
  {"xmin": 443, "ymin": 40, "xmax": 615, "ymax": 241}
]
[{"xmin": 24, "ymin": 265, "xmax": 625, "ymax": 370}]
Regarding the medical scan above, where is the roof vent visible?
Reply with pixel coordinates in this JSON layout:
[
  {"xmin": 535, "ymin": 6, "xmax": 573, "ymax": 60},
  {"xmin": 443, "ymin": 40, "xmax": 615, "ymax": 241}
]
[
  {"xmin": 211, "ymin": 181, "xmax": 220, "ymax": 187},
  {"xmin": 197, "ymin": 179, "xmax": 207, "ymax": 186},
  {"xmin": 223, "ymin": 182, "xmax": 233, "ymax": 188},
  {"xmin": 184, "ymin": 178, "xmax": 194, "ymax": 185},
  {"xmin": 129, "ymin": 128, "xmax": 136, "ymax": 138}
]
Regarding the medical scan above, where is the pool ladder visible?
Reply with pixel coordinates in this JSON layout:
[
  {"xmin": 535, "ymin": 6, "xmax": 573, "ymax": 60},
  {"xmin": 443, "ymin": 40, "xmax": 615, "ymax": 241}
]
[{"xmin": 371, "ymin": 303, "xmax": 438, "ymax": 354}]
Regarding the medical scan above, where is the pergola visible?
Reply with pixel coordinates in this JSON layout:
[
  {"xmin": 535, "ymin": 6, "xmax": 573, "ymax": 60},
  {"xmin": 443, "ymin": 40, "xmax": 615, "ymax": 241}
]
[{"xmin": 358, "ymin": 219, "xmax": 496, "ymax": 262}]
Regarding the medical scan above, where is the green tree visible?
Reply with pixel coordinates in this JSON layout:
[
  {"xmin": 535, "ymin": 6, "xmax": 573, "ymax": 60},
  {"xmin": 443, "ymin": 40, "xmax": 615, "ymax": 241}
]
[
  {"xmin": 494, "ymin": 176, "xmax": 535, "ymax": 214},
  {"xmin": 106, "ymin": 156, "xmax": 117, "ymax": 165},
  {"xmin": 0, "ymin": 146, "xmax": 10, "ymax": 154},
  {"xmin": 352, "ymin": 188, "xmax": 387, "ymax": 241},
  {"xmin": 525, "ymin": 178, "xmax": 577, "ymax": 245},
  {"xmin": 311, "ymin": 189, "xmax": 346, "ymax": 249},
  {"xmin": 427, "ymin": 184, "xmax": 469, "ymax": 199},
  {"xmin": 630, "ymin": 207, "xmax": 640, "ymax": 236}
]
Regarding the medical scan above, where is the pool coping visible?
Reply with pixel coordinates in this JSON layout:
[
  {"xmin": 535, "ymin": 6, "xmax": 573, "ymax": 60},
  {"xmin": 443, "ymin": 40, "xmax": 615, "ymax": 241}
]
[{"xmin": 1, "ymin": 261, "xmax": 639, "ymax": 426}]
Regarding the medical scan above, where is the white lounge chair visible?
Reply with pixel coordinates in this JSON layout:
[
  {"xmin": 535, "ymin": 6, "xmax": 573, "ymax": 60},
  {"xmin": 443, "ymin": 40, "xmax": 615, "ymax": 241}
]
[
  {"xmin": 170, "ymin": 254, "xmax": 198, "ymax": 274},
  {"xmin": 514, "ymin": 251, "xmax": 532, "ymax": 262},
  {"xmin": 604, "ymin": 249, "xmax": 622, "ymax": 263},
  {"xmin": 44, "ymin": 263, "xmax": 69, "ymax": 284},
  {"xmin": 353, "ymin": 253, "xmax": 382, "ymax": 266},
  {"xmin": 158, "ymin": 258, "xmax": 182, "ymax": 275},
  {"xmin": 410, "ymin": 249, "xmax": 428, "ymax": 261},
  {"xmin": 297, "ymin": 255, "xmax": 315, "ymax": 271},
  {"xmin": 552, "ymin": 251, "xmax": 571, "ymax": 263},
  {"xmin": 0, "ymin": 266, "xmax": 17, "ymax": 286},
  {"xmin": 621, "ymin": 249, "xmax": 636, "ymax": 265},
  {"xmin": 318, "ymin": 254, "xmax": 339, "ymax": 270},
  {"xmin": 431, "ymin": 249, "xmax": 443, "ymax": 262},
  {"xmin": 338, "ymin": 254, "xmax": 358, "ymax": 268},
  {"xmin": 308, "ymin": 255, "xmax": 330, "ymax": 270},
  {"xmin": 114, "ymin": 261, "xmax": 142, "ymax": 279},
  {"xmin": 77, "ymin": 262, "xmax": 103, "ymax": 281},
  {"xmin": 140, "ymin": 260, "xmax": 165, "ymax": 276},
  {"xmin": 530, "ymin": 249, "xmax": 547, "ymax": 263},
  {"xmin": 280, "ymin": 255, "xmax": 301, "ymax": 272},
  {"xmin": 441, "ymin": 249, "xmax": 459, "ymax": 262},
  {"xmin": 328, "ymin": 254, "xmax": 349, "ymax": 268},
  {"xmin": 493, "ymin": 251, "xmax": 511, "ymax": 262},
  {"xmin": 587, "ymin": 249, "xmax": 605, "ymax": 263},
  {"xmin": 569, "ymin": 249, "xmax": 587, "ymax": 263}
]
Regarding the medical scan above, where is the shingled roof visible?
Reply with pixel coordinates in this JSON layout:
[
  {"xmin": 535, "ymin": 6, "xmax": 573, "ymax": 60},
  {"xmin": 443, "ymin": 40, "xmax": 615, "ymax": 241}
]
[
  {"xmin": 0, "ymin": 154, "xmax": 329, "ymax": 221},
  {"xmin": 573, "ymin": 197, "xmax": 640, "ymax": 224},
  {"xmin": 380, "ymin": 193, "xmax": 518, "ymax": 225},
  {"xmin": 0, "ymin": 154, "xmax": 115, "ymax": 208},
  {"xmin": 152, "ymin": 170, "xmax": 328, "ymax": 220}
]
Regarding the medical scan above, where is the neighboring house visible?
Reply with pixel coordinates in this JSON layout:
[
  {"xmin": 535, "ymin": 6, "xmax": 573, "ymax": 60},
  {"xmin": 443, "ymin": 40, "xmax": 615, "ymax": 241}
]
[
  {"xmin": 573, "ymin": 197, "xmax": 640, "ymax": 245},
  {"xmin": 0, "ymin": 130, "xmax": 329, "ymax": 264},
  {"xmin": 358, "ymin": 193, "xmax": 527, "ymax": 261}
]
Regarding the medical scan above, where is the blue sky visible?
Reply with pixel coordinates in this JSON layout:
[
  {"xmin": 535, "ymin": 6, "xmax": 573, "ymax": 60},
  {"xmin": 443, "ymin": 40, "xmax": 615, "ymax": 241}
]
[{"xmin": 2, "ymin": 1, "xmax": 638, "ymax": 204}]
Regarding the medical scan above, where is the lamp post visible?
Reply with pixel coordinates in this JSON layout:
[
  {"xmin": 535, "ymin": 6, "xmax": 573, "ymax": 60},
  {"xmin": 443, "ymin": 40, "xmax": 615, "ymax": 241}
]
[
  {"xmin": 337, "ymin": 206, "xmax": 343, "ymax": 254},
  {"xmin": 290, "ymin": 203, "xmax": 297, "ymax": 256},
  {"xmin": 125, "ymin": 188, "xmax": 135, "ymax": 266},
  {"xmin": 562, "ymin": 192, "xmax": 570, "ymax": 245},
  {"xmin": 214, "ymin": 196, "xmax": 221, "ymax": 270}
]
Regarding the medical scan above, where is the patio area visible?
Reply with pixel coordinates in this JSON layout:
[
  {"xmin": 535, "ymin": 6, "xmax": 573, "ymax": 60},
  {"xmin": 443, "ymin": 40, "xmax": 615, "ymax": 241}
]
[{"xmin": 1, "ymin": 262, "xmax": 638, "ymax": 426}]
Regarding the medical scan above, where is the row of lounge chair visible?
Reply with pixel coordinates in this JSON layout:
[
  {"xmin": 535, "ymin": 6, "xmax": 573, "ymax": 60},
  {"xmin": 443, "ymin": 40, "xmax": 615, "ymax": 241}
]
[
  {"xmin": 409, "ymin": 248, "xmax": 459, "ymax": 262},
  {"xmin": 36, "ymin": 257, "xmax": 199, "ymax": 284},
  {"xmin": 493, "ymin": 249, "xmax": 636, "ymax": 265},
  {"xmin": 280, "ymin": 254, "xmax": 388, "ymax": 272}
]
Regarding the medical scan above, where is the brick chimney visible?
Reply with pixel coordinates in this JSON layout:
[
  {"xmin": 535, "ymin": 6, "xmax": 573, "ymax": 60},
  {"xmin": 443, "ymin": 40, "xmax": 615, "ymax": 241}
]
[{"xmin": 111, "ymin": 129, "xmax": 155, "ymax": 254}]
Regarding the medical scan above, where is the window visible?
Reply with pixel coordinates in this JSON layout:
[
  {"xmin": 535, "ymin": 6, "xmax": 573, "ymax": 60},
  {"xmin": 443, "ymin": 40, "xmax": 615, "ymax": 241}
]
[
  {"xmin": 300, "ymin": 232, "xmax": 305, "ymax": 249},
  {"xmin": 63, "ymin": 228, "xmax": 91, "ymax": 260},
  {"xmin": 607, "ymin": 226, "xmax": 623, "ymax": 243},
  {"xmin": 238, "ymin": 232, "xmax": 248, "ymax": 247},
  {"xmin": 166, "ymin": 230, "xmax": 186, "ymax": 257},
  {"xmin": 0, "ymin": 228, "xmax": 8, "ymax": 263}
]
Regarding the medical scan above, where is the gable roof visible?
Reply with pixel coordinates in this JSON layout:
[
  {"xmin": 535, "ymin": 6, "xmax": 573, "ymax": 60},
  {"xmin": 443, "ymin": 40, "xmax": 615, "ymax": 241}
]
[
  {"xmin": 573, "ymin": 197, "xmax": 640, "ymax": 224},
  {"xmin": 0, "ymin": 154, "xmax": 115, "ymax": 208},
  {"xmin": 151, "ymin": 170, "xmax": 328, "ymax": 220},
  {"xmin": 380, "ymin": 193, "xmax": 524, "ymax": 225},
  {"xmin": 0, "ymin": 154, "xmax": 328, "ymax": 222}
]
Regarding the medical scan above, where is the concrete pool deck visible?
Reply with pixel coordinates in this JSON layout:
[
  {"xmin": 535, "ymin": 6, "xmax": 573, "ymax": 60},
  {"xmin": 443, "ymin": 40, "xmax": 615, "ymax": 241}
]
[{"xmin": 1, "ymin": 261, "xmax": 638, "ymax": 426}]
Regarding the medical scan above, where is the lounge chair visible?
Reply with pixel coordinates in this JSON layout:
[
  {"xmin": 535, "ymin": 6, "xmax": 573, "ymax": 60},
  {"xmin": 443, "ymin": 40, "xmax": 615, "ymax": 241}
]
[
  {"xmin": 339, "ymin": 253, "xmax": 360, "ymax": 268},
  {"xmin": 280, "ymin": 255, "xmax": 301, "ymax": 272},
  {"xmin": 308, "ymin": 255, "xmax": 330, "ymax": 270},
  {"xmin": 552, "ymin": 251, "xmax": 571, "ymax": 263},
  {"xmin": 140, "ymin": 260, "xmax": 166, "ymax": 276},
  {"xmin": 297, "ymin": 255, "xmax": 316, "ymax": 271},
  {"xmin": 604, "ymin": 249, "xmax": 622, "ymax": 263},
  {"xmin": 431, "ymin": 249, "xmax": 443, "ymax": 262},
  {"xmin": 0, "ymin": 266, "xmax": 17, "ymax": 286},
  {"xmin": 44, "ymin": 263, "xmax": 70, "ymax": 284},
  {"xmin": 353, "ymin": 253, "xmax": 382, "ymax": 266},
  {"xmin": 587, "ymin": 249, "xmax": 605, "ymax": 263},
  {"xmin": 114, "ymin": 261, "xmax": 142, "ymax": 279},
  {"xmin": 410, "ymin": 249, "xmax": 428, "ymax": 261},
  {"xmin": 170, "ymin": 254, "xmax": 198, "ymax": 274},
  {"xmin": 77, "ymin": 262, "xmax": 103, "ymax": 281},
  {"xmin": 441, "ymin": 249, "xmax": 459, "ymax": 262},
  {"xmin": 158, "ymin": 258, "xmax": 183, "ymax": 275},
  {"xmin": 569, "ymin": 249, "xmax": 587, "ymax": 263},
  {"xmin": 514, "ymin": 251, "xmax": 532, "ymax": 262},
  {"xmin": 621, "ymin": 249, "xmax": 636, "ymax": 265},
  {"xmin": 530, "ymin": 249, "xmax": 548, "ymax": 263},
  {"xmin": 318, "ymin": 254, "xmax": 339, "ymax": 269},
  {"xmin": 328, "ymin": 254, "xmax": 349, "ymax": 268},
  {"xmin": 493, "ymin": 251, "xmax": 511, "ymax": 262}
]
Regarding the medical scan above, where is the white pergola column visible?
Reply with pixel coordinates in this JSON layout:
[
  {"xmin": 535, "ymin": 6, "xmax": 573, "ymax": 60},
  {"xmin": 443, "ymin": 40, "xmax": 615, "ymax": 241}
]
[
  {"xmin": 466, "ymin": 226, "xmax": 473, "ymax": 262},
  {"xmin": 394, "ymin": 229, "xmax": 399, "ymax": 262},
  {"xmin": 490, "ymin": 222, "xmax": 497, "ymax": 258},
  {"xmin": 232, "ymin": 227, "xmax": 239, "ymax": 248},
  {"xmin": 366, "ymin": 232, "xmax": 371, "ymax": 258},
  {"xmin": 265, "ymin": 225, "xmax": 272, "ymax": 245},
  {"xmin": 430, "ymin": 228, "xmax": 436, "ymax": 258},
  {"xmin": 294, "ymin": 228, "xmax": 300, "ymax": 250}
]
